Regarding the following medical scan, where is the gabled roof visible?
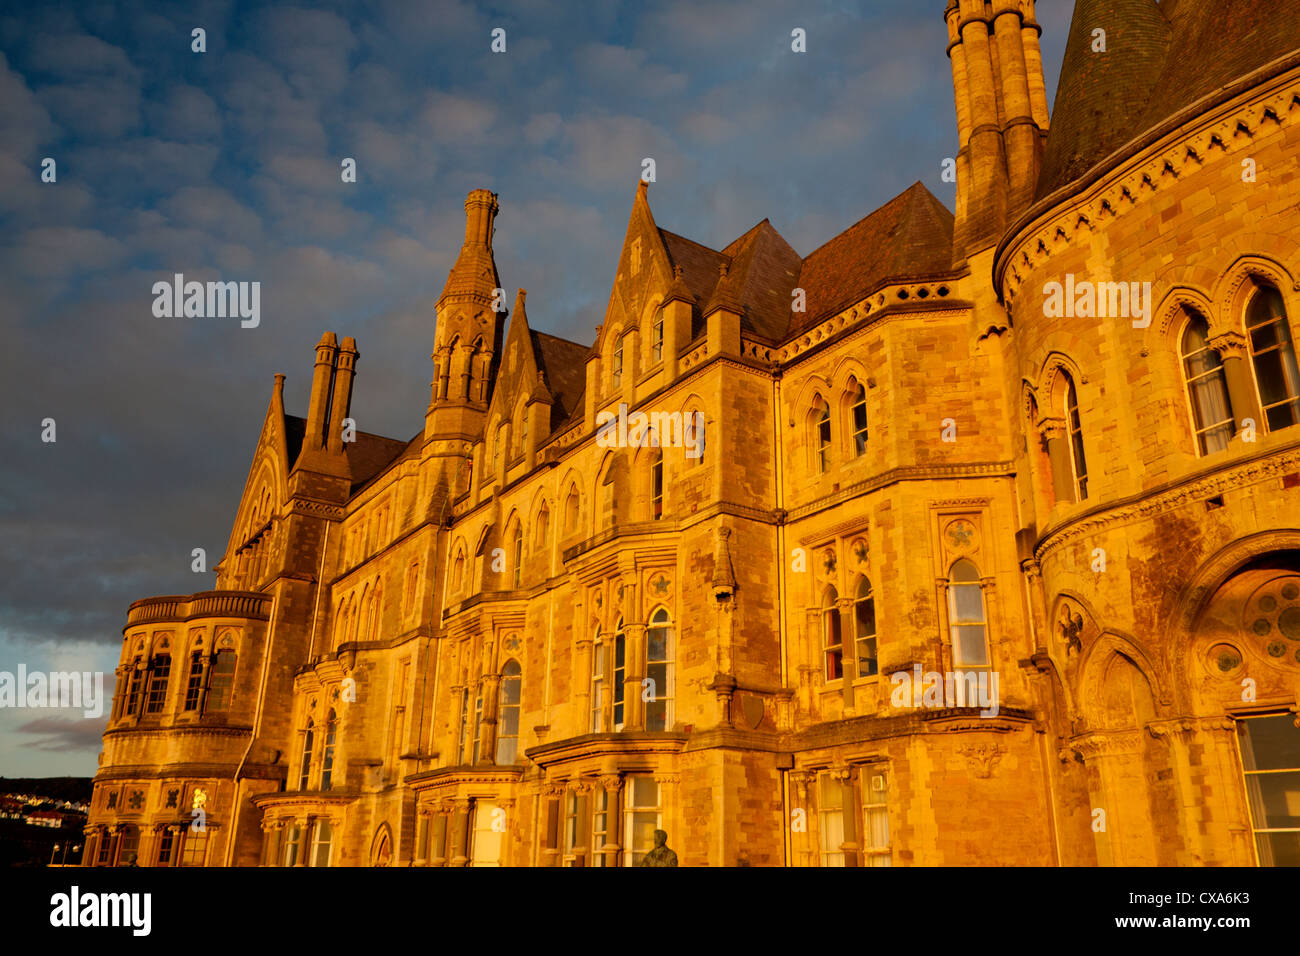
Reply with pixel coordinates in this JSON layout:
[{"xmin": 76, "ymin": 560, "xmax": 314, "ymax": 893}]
[
  {"xmin": 793, "ymin": 181, "xmax": 956, "ymax": 333},
  {"xmin": 718, "ymin": 219, "xmax": 802, "ymax": 342},
  {"xmin": 531, "ymin": 329, "xmax": 588, "ymax": 428},
  {"xmin": 1036, "ymin": 0, "xmax": 1300, "ymax": 201}
]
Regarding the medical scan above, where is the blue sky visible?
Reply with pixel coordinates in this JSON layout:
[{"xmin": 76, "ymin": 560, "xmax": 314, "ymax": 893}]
[{"xmin": 0, "ymin": 0, "xmax": 1072, "ymax": 776}]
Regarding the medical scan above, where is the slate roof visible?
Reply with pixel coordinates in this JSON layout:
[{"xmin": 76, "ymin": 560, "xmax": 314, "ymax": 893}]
[
  {"xmin": 1036, "ymin": 0, "xmax": 1300, "ymax": 201},
  {"xmin": 793, "ymin": 181, "xmax": 957, "ymax": 333},
  {"xmin": 531, "ymin": 329, "xmax": 589, "ymax": 430}
]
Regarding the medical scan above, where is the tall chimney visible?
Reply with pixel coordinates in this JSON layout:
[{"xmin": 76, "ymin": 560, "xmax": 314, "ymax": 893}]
[
  {"xmin": 326, "ymin": 337, "xmax": 359, "ymax": 453},
  {"xmin": 306, "ymin": 332, "xmax": 338, "ymax": 450}
]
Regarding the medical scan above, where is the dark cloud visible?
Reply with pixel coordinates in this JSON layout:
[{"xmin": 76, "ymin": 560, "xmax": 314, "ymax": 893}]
[{"xmin": 0, "ymin": 0, "xmax": 1072, "ymax": 776}]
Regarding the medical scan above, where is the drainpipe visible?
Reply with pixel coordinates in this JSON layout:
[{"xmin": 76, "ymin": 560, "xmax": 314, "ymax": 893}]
[{"xmin": 774, "ymin": 372, "xmax": 791, "ymax": 867}]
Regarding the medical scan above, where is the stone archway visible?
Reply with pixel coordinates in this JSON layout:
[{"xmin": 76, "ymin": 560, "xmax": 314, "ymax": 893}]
[{"xmin": 371, "ymin": 824, "xmax": 392, "ymax": 867}]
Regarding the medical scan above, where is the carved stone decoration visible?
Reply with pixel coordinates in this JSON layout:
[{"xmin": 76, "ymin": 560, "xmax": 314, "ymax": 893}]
[
  {"xmin": 958, "ymin": 743, "xmax": 1005, "ymax": 779},
  {"xmin": 739, "ymin": 693, "xmax": 765, "ymax": 730},
  {"xmin": 1059, "ymin": 603, "xmax": 1084, "ymax": 655},
  {"xmin": 944, "ymin": 519, "xmax": 978, "ymax": 555}
]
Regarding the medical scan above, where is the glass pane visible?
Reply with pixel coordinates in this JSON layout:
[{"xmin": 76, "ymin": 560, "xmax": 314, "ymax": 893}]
[
  {"xmin": 502, "ymin": 675, "xmax": 520, "ymax": 705},
  {"xmin": 825, "ymin": 647, "xmax": 843, "ymax": 681},
  {"xmin": 954, "ymin": 625, "xmax": 987, "ymax": 666},
  {"xmin": 628, "ymin": 812, "xmax": 659, "ymax": 864},
  {"xmin": 1239, "ymin": 715, "xmax": 1300, "ymax": 770},
  {"xmin": 631, "ymin": 776, "xmax": 658, "ymax": 807},
  {"xmin": 865, "ymin": 805, "xmax": 890, "ymax": 851},
  {"xmin": 952, "ymin": 582, "xmax": 983, "ymax": 622},
  {"xmin": 857, "ymin": 638, "xmax": 877, "ymax": 676},
  {"xmin": 1254, "ymin": 348, "xmax": 1295, "ymax": 405},
  {"xmin": 647, "ymin": 627, "xmax": 669, "ymax": 662},
  {"xmin": 855, "ymin": 596, "xmax": 876, "ymax": 637},
  {"xmin": 1243, "ymin": 771, "xmax": 1300, "ymax": 831},
  {"xmin": 1254, "ymin": 831, "xmax": 1300, "ymax": 867}
]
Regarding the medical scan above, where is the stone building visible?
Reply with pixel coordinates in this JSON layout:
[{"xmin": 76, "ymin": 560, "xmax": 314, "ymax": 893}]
[{"xmin": 86, "ymin": 0, "xmax": 1300, "ymax": 866}]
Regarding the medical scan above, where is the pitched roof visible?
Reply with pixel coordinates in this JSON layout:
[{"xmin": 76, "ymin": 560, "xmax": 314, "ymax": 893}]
[
  {"xmin": 531, "ymin": 329, "xmax": 588, "ymax": 429},
  {"xmin": 1036, "ymin": 0, "xmax": 1300, "ymax": 201},
  {"xmin": 793, "ymin": 182, "xmax": 956, "ymax": 333},
  {"xmin": 718, "ymin": 220, "xmax": 802, "ymax": 342},
  {"xmin": 347, "ymin": 430, "xmax": 412, "ymax": 493}
]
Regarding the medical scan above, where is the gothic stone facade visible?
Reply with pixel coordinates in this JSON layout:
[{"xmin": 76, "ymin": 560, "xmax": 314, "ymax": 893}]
[{"xmin": 86, "ymin": 0, "xmax": 1300, "ymax": 866}]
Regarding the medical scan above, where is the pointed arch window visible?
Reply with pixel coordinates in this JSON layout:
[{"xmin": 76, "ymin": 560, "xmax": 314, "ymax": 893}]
[
  {"xmin": 613, "ymin": 336, "xmax": 624, "ymax": 388},
  {"xmin": 650, "ymin": 451, "xmax": 664, "ymax": 520},
  {"xmin": 947, "ymin": 559, "xmax": 988, "ymax": 668},
  {"xmin": 183, "ymin": 649, "xmax": 204, "ymax": 711},
  {"xmin": 535, "ymin": 503, "xmax": 550, "ymax": 552},
  {"xmin": 850, "ymin": 383, "xmax": 869, "ymax": 457},
  {"xmin": 457, "ymin": 686, "xmax": 471, "ymax": 764},
  {"xmin": 1064, "ymin": 376, "xmax": 1088, "ymax": 501},
  {"xmin": 854, "ymin": 577, "xmax": 878, "ymax": 677},
  {"xmin": 645, "ymin": 608, "xmax": 674, "ymax": 731},
  {"xmin": 321, "ymin": 709, "xmax": 337, "ymax": 791},
  {"xmin": 299, "ymin": 718, "xmax": 315, "ymax": 790},
  {"xmin": 612, "ymin": 617, "xmax": 626, "ymax": 730},
  {"xmin": 496, "ymin": 660, "xmax": 522, "ymax": 764},
  {"xmin": 1246, "ymin": 284, "xmax": 1300, "ymax": 431},
  {"xmin": 823, "ymin": 586, "xmax": 843, "ymax": 681},
  {"xmin": 452, "ymin": 550, "xmax": 466, "ymax": 594},
  {"xmin": 126, "ymin": 656, "xmax": 144, "ymax": 716},
  {"xmin": 511, "ymin": 523, "xmax": 524, "ymax": 588},
  {"xmin": 518, "ymin": 403, "xmax": 529, "ymax": 455},
  {"xmin": 651, "ymin": 308, "xmax": 664, "ymax": 364},
  {"xmin": 471, "ymin": 686, "xmax": 485, "ymax": 763},
  {"xmin": 591, "ymin": 627, "xmax": 606, "ymax": 733},
  {"xmin": 206, "ymin": 649, "xmax": 236, "ymax": 712},
  {"xmin": 1181, "ymin": 311, "xmax": 1234, "ymax": 454},
  {"xmin": 813, "ymin": 399, "xmax": 832, "ymax": 474},
  {"xmin": 564, "ymin": 486, "xmax": 580, "ymax": 534},
  {"xmin": 145, "ymin": 648, "xmax": 171, "ymax": 714}
]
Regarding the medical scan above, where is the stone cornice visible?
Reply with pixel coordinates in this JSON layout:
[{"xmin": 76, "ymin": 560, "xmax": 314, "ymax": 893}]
[
  {"xmin": 1036, "ymin": 440, "xmax": 1300, "ymax": 562},
  {"xmin": 996, "ymin": 65, "xmax": 1300, "ymax": 305},
  {"xmin": 787, "ymin": 461, "xmax": 1014, "ymax": 522},
  {"xmin": 524, "ymin": 731, "xmax": 688, "ymax": 768}
]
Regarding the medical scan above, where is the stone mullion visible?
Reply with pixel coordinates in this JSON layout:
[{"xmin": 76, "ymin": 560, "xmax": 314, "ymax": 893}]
[
  {"xmin": 1208, "ymin": 332, "xmax": 1260, "ymax": 435},
  {"xmin": 837, "ymin": 599, "xmax": 857, "ymax": 715},
  {"xmin": 1038, "ymin": 416, "xmax": 1075, "ymax": 505},
  {"xmin": 624, "ymin": 624, "xmax": 648, "ymax": 730},
  {"xmin": 575, "ymin": 634, "xmax": 594, "ymax": 732},
  {"xmin": 430, "ymin": 805, "xmax": 451, "ymax": 867},
  {"xmin": 791, "ymin": 772, "xmax": 814, "ymax": 867},
  {"xmin": 450, "ymin": 798, "xmax": 471, "ymax": 866},
  {"xmin": 480, "ymin": 672, "xmax": 502, "ymax": 764}
]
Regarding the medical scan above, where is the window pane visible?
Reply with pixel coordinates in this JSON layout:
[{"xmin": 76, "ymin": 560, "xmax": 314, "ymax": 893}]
[
  {"xmin": 951, "ymin": 582, "xmax": 983, "ymax": 622},
  {"xmin": 631, "ymin": 776, "xmax": 658, "ymax": 807},
  {"xmin": 954, "ymin": 625, "xmax": 988, "ymax": 666},
  {"xmin": 1240, "ymin": 715, "xmax": 1300, "ymax": 770}
]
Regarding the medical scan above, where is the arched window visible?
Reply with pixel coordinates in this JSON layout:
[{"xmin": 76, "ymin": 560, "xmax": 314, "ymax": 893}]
[
  {"xmin": 1246, "ymin": 284, "xmax": 1300, "ymax": 431},
  {"xmin": 813, "ymin": 399, "xmax": 832, "ymax": 474},
  {"xmin": 145, "ymin": 647, "xmax": 170, "ymax": 714},
  {"xmin": 613, "ymin": 617, "xmax": 626, "ymax": 730},
  {"xmin": 357, "ymin": 586, "xmax": 373, "ymax": 642},
  {"xmin": 471, "ymin": 686, "xmax": 485, "ymax": 763},
  {"xmin": 600, "ymin": 464, "xmax": 616, "ymax": 530},
  {"xmin": 511, "ymin": 523, "xmax": 524, "ymax": 588},
  {"xmin": 651, "ymin": 308, "xmax": 664, "ymax": 364},
  {"xmin": 684, "ymin": 409, "xmax": 706, "ymax": 467},
  {"xmin": 947, "ymin": 559, "xmax": 988, "ymax": 668},
  {"xmin": 518, "ymin": 403, "xmax": 529, "ymax": 455},
  {"xmin": 849, "ymin": 383, "xmax": 868, "ymax": 457},
  {"xmin": 1064, "ymin": 375, "xmax": 1088, "ymax": 501},
  {"xmin": 612, "ymin": 335, "xmax": 624, "ymax": 388},
  {"xmin": 206, "ymin": 649, "xmax": 236, "ymax": 712},
  {"xmin": 126, "ymin": 657, "xmax": 144, "ymax": 716},
  {"xmin": 494, "ymin": 423, "xmax": 507, "ymax": 473},
  {"xmin": 457, "ymin": 686, "xmax": 471, "ymax": 764},
  {"xmin": 591, "ymin": 626, "xmax": 606, "ymax": 733},
  {"xmin": 311, "ymin": 819, "xmax": 332, "ymax": 867},
  {"xmin": 183, "ymin": 648, "xmax": 204, "ymax": 711},
  {"xmin": 1181, "ymin": 310, "xmax": 1234, "ymax": 454},
  {"xmin": 645, "ymin": 608, "xmax": 674, "ymax": 731},
  {"xmin": 496, "ymin": 660, "xmax": 522, "ymax": 764},
  {"xmin": 321, "ymin": 709, "xmax": 337, "ymax": 791},
  {"xmin": 299, "ymin": 719, "xmax": 315, "ymax": 790},
  {"xmin": 564, "ymin": 486, "xmax": 580, "ymax": 534},
  {"xmin": 823, "ymin": 586, "xmax": 842, "ymax": 680},
  {"xmin": 452, "ymin": 549, "xmax": 466, "ymax": 594},
  {"xmin": 535, "ymin": 503, "xmax": 549, "ymax": 552},
  {"xmin": 650, "ymin": 451, "xmax": 664, "ymax": 520},
  {"xmin": 854, "ymin": 577, "xmax": 877, "ymax": 677}
]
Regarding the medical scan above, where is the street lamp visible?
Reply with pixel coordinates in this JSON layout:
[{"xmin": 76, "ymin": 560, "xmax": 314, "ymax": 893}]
[{"xmin": 50, "ymin": 843, "xmax": 60, "ymax": 866}]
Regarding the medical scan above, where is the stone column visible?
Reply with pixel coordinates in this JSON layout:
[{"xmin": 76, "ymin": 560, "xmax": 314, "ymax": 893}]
[
  {"xmin": 1038, "ymin": 416, "xmax": 1075, "ymax": 505},
  {"xmin": 599, "ymin": 774, "xmax": 622, "ymax": 868},
  {"xmin": 837, "ymin": 598, "xmax": 857, "ymax": 715},
  {"xmin": 1208, "ymin": 332, "xmax": 1260, "ymax": 435},
  {"xmin": 624, "ymin": 623, "xmax": 648, "ymax": 730},
  {"xmin": 791, "ymin": 772, "xmax": 814, "ymax": 868},
  {"xmin": 450, "ymin": 798, "xmax": 471, "ymax": 866},
  {"xmin": 480, "ymin": 671, "xmax": 502, "ymax": 764},
  {"xmin": 575, "ymin": 633, "xmax": 594, "ymax": 732}
]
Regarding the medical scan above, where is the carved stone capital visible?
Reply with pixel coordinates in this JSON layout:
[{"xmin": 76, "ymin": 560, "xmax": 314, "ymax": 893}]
[
  {"xmin": 1207, "ymin": 331, "xmax": 1248, "ymax": 360},
  {"xmin": 1036, "ymin": 415, "xmax": 1067, "ymax": 442}
]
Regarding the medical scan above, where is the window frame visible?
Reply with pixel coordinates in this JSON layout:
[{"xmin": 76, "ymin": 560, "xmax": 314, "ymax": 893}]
[
  {"xmin": 1180, "ymin": 310, "xmax": 1235, "ymax": 455},
  {"xmin": 1245, "ymin": 284, "xmax": 1300, "ymax": 433},
  {"xmin": 645, "ymin": 607, "xmax": 674, "ymax": 731},
  {"xmin": 947, "ymin": 559, "xmax": 990, "ymax": 669}
]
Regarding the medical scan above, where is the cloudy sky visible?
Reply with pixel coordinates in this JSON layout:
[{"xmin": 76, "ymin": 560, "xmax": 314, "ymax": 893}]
[{"xmin": 0, "ymin": 0, "xmax": 1072, "ymax": 776}]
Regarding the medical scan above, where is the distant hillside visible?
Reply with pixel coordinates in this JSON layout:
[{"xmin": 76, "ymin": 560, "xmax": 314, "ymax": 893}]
[{"xmin": 0, "ymin": 777, "xmax": 93, "ymax": 804}]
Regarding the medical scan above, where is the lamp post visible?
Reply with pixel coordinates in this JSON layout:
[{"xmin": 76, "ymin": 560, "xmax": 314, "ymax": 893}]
[{"xmin": 50, "ymin": 844, "xmax": 60, "ymax": 866}]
